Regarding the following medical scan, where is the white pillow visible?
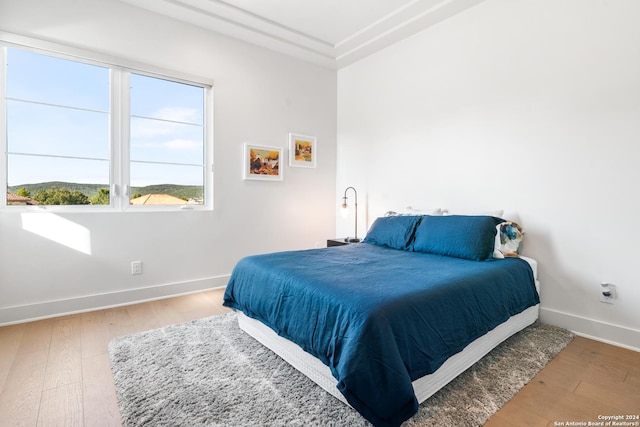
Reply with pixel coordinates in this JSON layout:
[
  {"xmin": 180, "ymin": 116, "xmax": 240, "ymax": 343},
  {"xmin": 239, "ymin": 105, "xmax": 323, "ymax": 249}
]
[
  {"xmin": 384, "ymin": 207, "xmax": 442, "ymax": 217},
  {"xmin": 442, "ymin": 209, "xmax": 504, "ymax": 218},
  {"xmin": 402, "ymin": 206, "xmax": 442, "ymax": 216}
]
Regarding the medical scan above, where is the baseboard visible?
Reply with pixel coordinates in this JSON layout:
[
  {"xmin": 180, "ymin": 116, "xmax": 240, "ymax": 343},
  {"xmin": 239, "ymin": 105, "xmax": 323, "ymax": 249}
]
[
  {"xmin": 0, "ymin": 274, "xmax": 230, "ymax": 326},
  {"xmin": 539, "ymin": 307, "xmax": 640, "ymax": 352}
]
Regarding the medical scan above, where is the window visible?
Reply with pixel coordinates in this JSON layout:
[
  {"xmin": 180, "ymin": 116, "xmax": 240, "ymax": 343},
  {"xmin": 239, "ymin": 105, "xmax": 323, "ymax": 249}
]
[
  {"xmin": 1, "ymin": 40, "xmax": 212, "ymax": 211},
  {"xmin": 129, "ymin": 74, "xmax": 206, "ymax": 206}
]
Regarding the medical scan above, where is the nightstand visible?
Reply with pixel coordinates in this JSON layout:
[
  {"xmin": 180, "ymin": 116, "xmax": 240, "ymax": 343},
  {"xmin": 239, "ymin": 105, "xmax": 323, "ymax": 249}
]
[{"xmin": 327, "ymin": 238, "xmax": 360, "ymax": 247}]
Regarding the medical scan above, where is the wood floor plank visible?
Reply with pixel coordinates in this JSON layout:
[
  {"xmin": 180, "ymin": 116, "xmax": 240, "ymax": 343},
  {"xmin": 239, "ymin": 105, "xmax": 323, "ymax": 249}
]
[
  {"xmin": 42, "ymin": 316, "xmax": 83, "ymax": 391},
  {"xmin": 151, "ymin": 298, "xmax": 195, "ymax": 326},
  {"xmin": 37, "ymin": 382, "xmax": 83, "ymax": 427},
  {"xmin": 511, "ymin": 378, "xmax": 632, "ymax": 424},
  {"xmin": 484, "ymin": 414, "xmax": 518, "ymax": 427},
  {"xmin": 121, "ymin": 302, "xmax": 161, "ymax": 333},
  {"xmin": 50, "ymin": 316, "xmax": 82, "ymax": 349},
  {"xmin": 550, "ymin": 343, "xmax": 594, "ymax": 369},
  {"xmin": 42, "ymin": 343, "xmax": 82, "ymax": 391},
  {"xmin": 504, "ymin": 379, "xmax": 559, "ymax": 416},
  {"xmin": 560, "ymin": 337, "xmax": 588, "ymax": 355},
  {"xmin": 204, "ymin": 289, "xmax": 230, "ymax": 310},
  {"xmin": 166, "ymin": 292, "xmax": 227, "ymax": 322},
  {"xmin": 574, "ymin": 380, "xmax": 640, "ymax": 412},
  {"xmin": 81, "ymin": 354, "xmax": 122, "ymax": 427},
  {"xmin": 0, "ymin": 361, "xmax": 12, "ymax": 396},
  {"xmin": 581, "ymin": 339, "xmax": 640, "ymax": 367},
  {"xmin": 0, "ymin": 324, "xmax": 25, "ymax": 359},
  {"xmin": 103, "ymin": 307, "xmax": 135, "ymax": 341},
  {"xmin": 80, "ymin": 311, "xmax": 111, "ymax": 360},
  {"xmin": 626, "ymin": 366, "xmax": 640, "ymax": 388},
  {"xmin": 0, "ymin": 349, "xmax": 48, "ymax": 427},
  {"xmin": 166, "ymin": 292, "xmax": 211, "ymax": 313},
  {"xmin": 579, "ymin": 354, "xmax": 630, "ymax": 385},
  {"xmin": 532, "ymin": 357, "xmax": 582, "ymax": 392},
  {"xmin": 125, "ymin": 299, "xmax": 185, "ymax": 333},
  {"xmin": 535, "ymin": 395, "xmax": 603, "ymax": 424},
  {"xmin": 0, "ymin": 325, "xmax": 24, "ymax": 392},
  {"xmin": 16, "ymin": 320, "xmax": 53, "ymax": 355},
  {"xmin": 485, "ymin": 400, "xmax": 549, "ymax": 427}
]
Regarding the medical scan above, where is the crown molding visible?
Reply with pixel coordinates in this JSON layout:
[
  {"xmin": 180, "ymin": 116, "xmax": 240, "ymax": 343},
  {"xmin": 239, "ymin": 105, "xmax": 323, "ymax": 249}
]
[{"xmin": 120, "ymin": 0, "xmax": 485, "ymax": 69}]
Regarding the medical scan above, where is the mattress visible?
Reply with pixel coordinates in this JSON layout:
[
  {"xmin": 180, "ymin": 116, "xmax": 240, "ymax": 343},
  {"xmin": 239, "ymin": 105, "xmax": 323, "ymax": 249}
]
[
  {"xmin": 238, "ymin": 300, "xmax": 539, "ymax": 406},
  {"xmin": 237, "ymin": 257, "xmax": 540, "ymax": 411}
]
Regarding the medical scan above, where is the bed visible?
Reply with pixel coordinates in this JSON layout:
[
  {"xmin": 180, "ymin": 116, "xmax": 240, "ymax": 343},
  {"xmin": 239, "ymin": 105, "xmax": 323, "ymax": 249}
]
[{"xmin": 223, "ymin": 215, "xmax": 540, "ymax": 427}]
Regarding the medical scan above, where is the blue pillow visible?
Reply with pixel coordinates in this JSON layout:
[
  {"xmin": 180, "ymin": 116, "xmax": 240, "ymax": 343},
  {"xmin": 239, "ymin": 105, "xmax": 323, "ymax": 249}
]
[
  {"xmin": 412, "ymin": 215, "xmax": 504, "ymax": 260},
  {"xmin": 363, "ymin": 216, "xmax": 423, "ymax": 250}
]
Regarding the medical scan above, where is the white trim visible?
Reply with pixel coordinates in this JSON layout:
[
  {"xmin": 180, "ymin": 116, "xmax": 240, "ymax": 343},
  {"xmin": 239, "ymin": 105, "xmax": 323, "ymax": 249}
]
[
  {"xmin": 539, "ymin": 307, "xmax": 640, "ymax": 352},
  {"xmin": 112, "ymin": 69, "xmax": 126, "ymax": 210},
  {"xmin": 0, "ymin": 31, "xmax": 213, "ymax": 87},
  {"xmin": 0, "ymin": 32, "xmax": 214, "ymax": 213},
  {"xmin": 204, "ymin": 86, "xmax": 215, "ymax": 210},
  {"xmin": 118, "ymin": 0, "xmax": 484, "ymax": 70},
  {"xmin": 0, "ymin": 274, "xmax": 230, "ymax": 326},
  {"xmin": 0, "ymin": 46, "xmax": 7, "ymax": 206}
]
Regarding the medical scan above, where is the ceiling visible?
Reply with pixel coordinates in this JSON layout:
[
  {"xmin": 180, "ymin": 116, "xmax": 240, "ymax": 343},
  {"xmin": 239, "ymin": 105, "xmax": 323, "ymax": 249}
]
[{"xmin": 120, "ymin": 0, "xmax": 485, "ymax": 69}]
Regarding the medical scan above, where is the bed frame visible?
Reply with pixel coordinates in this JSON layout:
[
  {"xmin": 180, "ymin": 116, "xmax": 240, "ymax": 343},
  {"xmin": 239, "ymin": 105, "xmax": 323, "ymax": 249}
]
[{"xmin": 237, "ymin": 258, "xmax": 540, "ymax": 407}]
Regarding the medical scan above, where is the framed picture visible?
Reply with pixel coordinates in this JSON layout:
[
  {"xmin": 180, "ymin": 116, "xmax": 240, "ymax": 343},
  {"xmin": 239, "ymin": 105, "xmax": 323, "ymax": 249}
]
[
  {"xmin": 288, "ymin": 133, "xmax": 317, "ymax": 168},
  {"xmin": 243, "ymin": 143, "xmax": 284, "ymax": 181}
]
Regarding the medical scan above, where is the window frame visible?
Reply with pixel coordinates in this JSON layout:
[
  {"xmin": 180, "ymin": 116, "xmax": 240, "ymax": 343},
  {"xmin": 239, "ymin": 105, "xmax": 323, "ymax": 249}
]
[{"xmin": 0, "ymin": 32, "xmax": 214, "ymax": 212}]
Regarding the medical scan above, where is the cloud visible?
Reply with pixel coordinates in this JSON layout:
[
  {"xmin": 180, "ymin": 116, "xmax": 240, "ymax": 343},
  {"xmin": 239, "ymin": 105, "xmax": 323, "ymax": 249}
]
[{"xmin": 163, "ymin": 139, "xmax": 201, "ymax": 150}]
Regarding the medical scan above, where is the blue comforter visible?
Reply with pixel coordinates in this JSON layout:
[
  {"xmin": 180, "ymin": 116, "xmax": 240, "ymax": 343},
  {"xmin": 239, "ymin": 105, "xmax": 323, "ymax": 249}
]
[{"xmin": 223, "ymin": 243, "xmax": 539, "ymax": 427}]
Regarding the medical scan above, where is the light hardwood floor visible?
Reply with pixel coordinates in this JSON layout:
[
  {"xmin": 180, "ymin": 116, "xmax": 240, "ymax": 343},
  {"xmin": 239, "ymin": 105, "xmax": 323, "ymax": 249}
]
[{"xmin": 0, "ymin": 289, "xmax": 638, "ymax": 426}]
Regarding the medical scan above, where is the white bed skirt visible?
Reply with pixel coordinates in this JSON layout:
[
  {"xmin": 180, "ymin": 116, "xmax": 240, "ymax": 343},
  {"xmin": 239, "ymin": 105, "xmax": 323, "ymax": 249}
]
[{"xmin": 237, "ymin": 300, "xmax": 540, "ymax": 405}]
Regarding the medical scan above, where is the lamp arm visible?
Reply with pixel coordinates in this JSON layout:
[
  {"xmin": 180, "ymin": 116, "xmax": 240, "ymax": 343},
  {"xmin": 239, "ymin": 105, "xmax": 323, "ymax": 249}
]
[{"xmin": 343, "ymin": 187, "xmax": 359, "ymax": 242}]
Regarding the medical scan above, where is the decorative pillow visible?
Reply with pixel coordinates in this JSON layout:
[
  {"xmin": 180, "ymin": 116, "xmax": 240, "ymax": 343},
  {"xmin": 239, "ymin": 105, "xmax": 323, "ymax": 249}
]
[
  {"xmin": 412, "ymin": 215, "xmax": 504, "ymax": 261},
  {"xmin": 493, "ymin": 221, "xmax": 523, "ymax": 258},
  {"xmin": 363, "ymin": 215, "xmax": 423, "ymax": 250}
]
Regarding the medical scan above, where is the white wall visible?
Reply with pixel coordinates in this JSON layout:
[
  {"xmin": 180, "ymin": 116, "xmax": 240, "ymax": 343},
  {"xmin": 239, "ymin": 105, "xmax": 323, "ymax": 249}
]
[
  {"xmin": 0, "ymin": 0, "xmax": 337, "ymax": 324},
  {"xmin": 337, "ymin": 0, "xmax": 640, "ymax": 350}
]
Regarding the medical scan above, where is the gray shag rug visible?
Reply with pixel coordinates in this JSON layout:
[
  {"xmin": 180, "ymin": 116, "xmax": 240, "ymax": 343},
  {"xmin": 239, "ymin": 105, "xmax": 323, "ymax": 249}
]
[{"xmin": 109, "ymin": 312, "xmax": 573, "ymax": 426}]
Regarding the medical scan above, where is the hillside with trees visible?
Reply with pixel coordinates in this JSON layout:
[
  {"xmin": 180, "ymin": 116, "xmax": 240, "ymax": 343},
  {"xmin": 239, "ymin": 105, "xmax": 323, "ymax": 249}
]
[{"xmin": 8, "ymin": 182, "xmax": 203, "ymax": 205}]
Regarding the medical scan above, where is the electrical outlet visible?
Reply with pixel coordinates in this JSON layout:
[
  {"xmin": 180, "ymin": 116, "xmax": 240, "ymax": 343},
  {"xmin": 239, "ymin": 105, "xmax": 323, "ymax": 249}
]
[
  {"xmin": 600, "ymin": 283, "xmax": 616, "ymax": 304},
  {"xmin": 131, "ymin": 261, "xmax": 143, "ymax": 275}
]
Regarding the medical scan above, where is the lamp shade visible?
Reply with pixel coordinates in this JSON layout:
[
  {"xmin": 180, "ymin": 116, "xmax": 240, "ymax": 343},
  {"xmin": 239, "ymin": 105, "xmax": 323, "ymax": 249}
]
[{"xmin": 340, "ymin": 204, "xmax": 349, "ymax": 218}]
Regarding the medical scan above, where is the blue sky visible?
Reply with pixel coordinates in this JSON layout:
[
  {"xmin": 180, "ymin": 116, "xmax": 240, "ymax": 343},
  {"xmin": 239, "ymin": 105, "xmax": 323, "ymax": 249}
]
[{"xmin": 6, "ymin": 48, "xmax": 205, "ymax": 188}]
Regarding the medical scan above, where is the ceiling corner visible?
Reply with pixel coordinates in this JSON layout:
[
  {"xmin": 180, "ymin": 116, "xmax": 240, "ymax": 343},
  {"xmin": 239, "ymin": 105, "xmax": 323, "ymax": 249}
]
[{"xmin": 120, "ymin": 0, "xmax": 486, "ymax": 69}]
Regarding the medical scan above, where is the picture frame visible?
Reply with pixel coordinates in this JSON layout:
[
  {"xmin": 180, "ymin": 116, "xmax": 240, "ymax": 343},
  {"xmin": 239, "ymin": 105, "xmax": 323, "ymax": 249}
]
[
  {"xmin": 243, "ymin": 143, "xmax": 284, "ymax": 181},
  {"xmin": 288, "ymin": 133, "xmax": 317, "ymax": 168}
]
